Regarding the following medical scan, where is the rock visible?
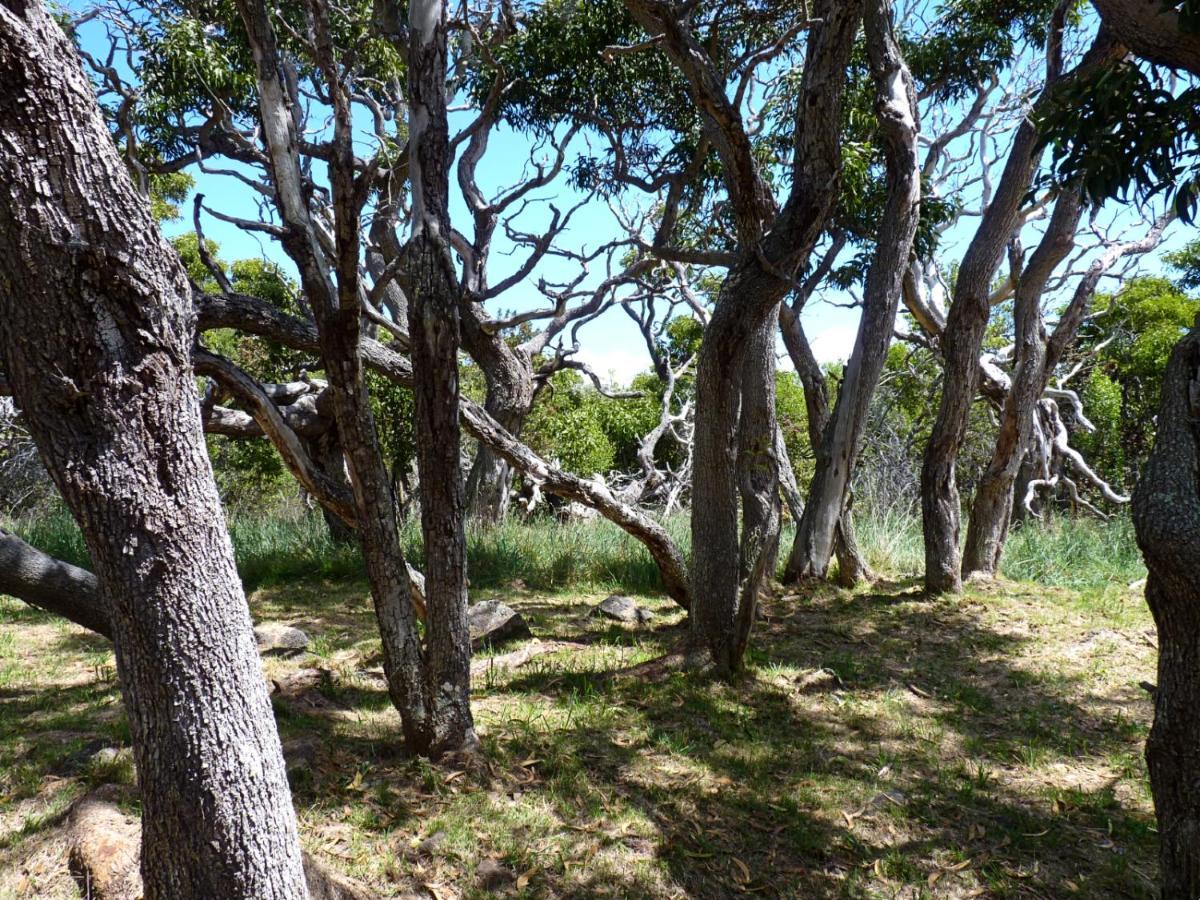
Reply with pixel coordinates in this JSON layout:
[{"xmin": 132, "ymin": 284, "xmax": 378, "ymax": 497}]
[
  {"xmin": 869, "ymin": 790, "xmax": 907, "ymax": 810},
  {"xmin": 476, "ymin": 858, "xmax": 516, "ymax": 892},
  {"xmin": 468, "ymin": 600, "xmax": 532, "ymax": 651},
  {"xmin": 281, "ymin": 736, "xmax": 320, "ymax": 774},
  {"xmin": 592, "ymin": 594, "xmax": 655, "ymax": 624},
  {"xmin": 67, "ymin": 788, "xmax": 142, "ymax": 900},
  {"xmin": 254, "ymin": 622, "xmax": 310, "ymax": 655},
  {"xmin": 67, "ymin": 788, "xmax": 380, "ymax": 900},
  {"xmin": 795, "ymin": 668, "xmax": 841, "ymax": 693},
  {"xmin": 418, "ymin": 830, "xmax": 447, "ymax": 856}
]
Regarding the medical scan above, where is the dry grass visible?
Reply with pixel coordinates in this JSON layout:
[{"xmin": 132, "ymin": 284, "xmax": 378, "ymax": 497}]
[{"xmin": 0, "ymin": 571, "xmax": 1157, "ymax": 899}]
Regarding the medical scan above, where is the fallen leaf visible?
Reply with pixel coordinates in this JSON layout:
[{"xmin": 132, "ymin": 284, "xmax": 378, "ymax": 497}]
[{"xmin": 731, "ymin": 857, "xmax": 751, "ymax": 883}]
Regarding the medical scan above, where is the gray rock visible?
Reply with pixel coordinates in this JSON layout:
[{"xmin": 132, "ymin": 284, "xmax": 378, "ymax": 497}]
[
  {"xmin": 468, "ymin": 600, "xmax": 532, "ymax": 651},
  {"xmin": 254, "ymin": 622, "xmax": 310, "ymax": 655},
  {"xmin": 593, "ymin": 594, "xmax": 654, "ymax": 625},
  {"xmin": 281, "ymin": 736, "xmax": 320, "ymax": 775},
  {"xmin": 476, "ymin": 858, "xmax": 516, "ymax": 892}
]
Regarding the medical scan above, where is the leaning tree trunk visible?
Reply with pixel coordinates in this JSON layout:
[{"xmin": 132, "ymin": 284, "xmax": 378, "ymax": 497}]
[
  {"xmin": 406, "ymin": 0, "xmax": 476, "ymax": 754},
  {"xmin": 962, "ymin": 191, "xmax": 1083, "ymax": 577},
  {"xmin": 786, "ymin": 3, "xmax": 920, "ymax": 582},
  {"xmin": 0, "ymin": 4, "xmax": 307, "ymax": 898},
  {"xmin": 460, "ymin": 312, "xmax": 535, "ymax": 525},
  {"xmin": 919, "ymin": 21, "xmax": 1117, "ymax": 593},
  {"xmin": 778, "ymin": 309, "xmax": 872, "ymax": 585},
  {"xmin": 1132, "ymin": 321, "xmax": 1200, "ymax": 899}
]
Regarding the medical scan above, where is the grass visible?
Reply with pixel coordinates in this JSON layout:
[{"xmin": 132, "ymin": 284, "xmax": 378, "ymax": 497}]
[
  {"xmin": 0, "ymin": 511, "xmax": 1158, "ymax": 898},
  {"xmin": 6, "ymin": 502, "xmax": 1142, "ymax": 598}
]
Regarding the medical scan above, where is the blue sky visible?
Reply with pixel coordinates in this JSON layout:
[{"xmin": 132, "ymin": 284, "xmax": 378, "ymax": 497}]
[{"xmin": 70, "ymin": 4, "xmax": 1189, "ymax": 388}]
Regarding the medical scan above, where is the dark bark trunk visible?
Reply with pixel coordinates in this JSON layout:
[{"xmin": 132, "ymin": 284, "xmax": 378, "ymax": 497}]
[
  {"xmin": 728, "ymin": 318, "xmax": 782, "ymax": 670},
  {"xmin": 1131, "ymin": 323, "xmax": 1200, "ymax": 899},
  {"xmin": 406, "ymin": 0, "xmax": 476, "ymax": 754},
  {"xmin": 962, "ymin": 191, "xmax": 1082, "ymax": 577},
  {"xmin": 0, "ymin": 4, "xmax": 307, "ymax": 897},
  {"xmin": 307, "ymin": 426, "xmax": 356, "ymax": 544},
  {"xmin": 787, "ymin": 2, "xmax": 920, "ymax": 582},
  {"xmin": 0, "ymin": 530, "xmax": 107, "ymax": 638}
]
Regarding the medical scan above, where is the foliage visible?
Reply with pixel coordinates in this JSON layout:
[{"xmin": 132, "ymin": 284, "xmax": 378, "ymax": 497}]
[
  {"xmin": 1038, "ymin": 61, "xmax": 1200, "ymax": 223},
  {"xmin": 1070, "ymin": 277, "xmax": 1200, "ymax": 487}
]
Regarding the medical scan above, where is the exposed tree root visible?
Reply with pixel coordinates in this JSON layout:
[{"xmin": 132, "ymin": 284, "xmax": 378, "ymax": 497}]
[{"xmin": 67, "ymin": 788, "xmax": 378, "ymax": 900}]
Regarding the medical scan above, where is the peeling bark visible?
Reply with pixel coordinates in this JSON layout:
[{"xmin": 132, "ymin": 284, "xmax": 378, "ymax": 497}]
[{"xmin": 786, "ymin": 0, "xmax": 920, "ymax": 583}]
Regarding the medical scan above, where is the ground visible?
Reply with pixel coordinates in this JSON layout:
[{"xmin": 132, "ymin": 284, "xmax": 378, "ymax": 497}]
[{"xmin": 0, "ymin": 573, "xmax": 1157, "ymax": 898}]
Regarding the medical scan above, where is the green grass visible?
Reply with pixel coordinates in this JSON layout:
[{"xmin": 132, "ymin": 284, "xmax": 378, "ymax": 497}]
[
  {"xmin": 0, "ymin": 567, "xmax": 1159, "ymax": 898},
  {"xmin": 7, "ymin": 503, "xmax": 1145, "ymax": 608}
]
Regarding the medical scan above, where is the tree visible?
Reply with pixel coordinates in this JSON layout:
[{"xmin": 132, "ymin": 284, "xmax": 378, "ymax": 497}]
[
  {"xmin": 1132, "ymin": 320, "xmax": 1200, "ymax": 899},
  {"xmin": 0, "ymin": 2, "xmax": 306, "ymax": 896},
  {"xmin": 920, "ymin": 8, "xmax": 1122, "ymax": 593},
  {"xmin": 784, "ymin": 7, "xmax": 922, "ymax": 582}
]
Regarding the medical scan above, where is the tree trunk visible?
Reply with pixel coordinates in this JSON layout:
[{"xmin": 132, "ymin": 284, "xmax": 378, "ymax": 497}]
[
  {"xmin": 1131, "ymin": 323, "xmax": 1200, "ymax": 899},
  {"xmin": 195, "ymin": 289, "xmax": 695, "ymax": 609},
  {"xmin": 919, "ymin": 22, "xmax": 1118, "ymax": 593},
  {"xmin": 460, "ymin": 312, "xmax": 535, "ymax": 526},
  {"xmin": 787, "ymin": 1, "xmax": 920, "ymax": 582},
  {"xmin": 406, "ymin": 0, "xmax": 476, "ymax": 754},
  {"xmin": 688, "ymin": 264, "xmax": 780, "ymax": 673},
  {"xmin": 778, "ymin": 308, "xmax": 873, "ymax": 584},
  {"xmin": 307, "ymin": 425, "xmax": 356, "ymax": 544},
  {"xmin": 234, "ymin": 0, "xmax": 434, "ymax": 751},
  {"xmin": 729, "ymin": 317, "xmax": 782, "ymax": 669},
  {"xmin": 962, "ymin": 191, "xmax": 1083, "ymax": 577},
  {"xmin": 0, "ymin": 4, "xmax": 307, "ymax": 897}
]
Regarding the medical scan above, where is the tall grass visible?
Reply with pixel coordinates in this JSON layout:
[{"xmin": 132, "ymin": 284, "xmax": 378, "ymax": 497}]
[
  {"xmin": 4, "ymin": 505, "xmax": 691, "ymax": 595},
  {"xmin": 6, "ymin": 503, "xmax": 1142, "ymax": 598},
  {"xmin": 999, "ymin": 513, "xmax": 1144, "ymax": 592}
]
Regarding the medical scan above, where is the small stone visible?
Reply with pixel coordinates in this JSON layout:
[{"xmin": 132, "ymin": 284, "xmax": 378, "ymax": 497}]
[
  {"xmin": 418, "ymin": 830, "xmax": 447, "ymax": 856},
  {"xmin": 869, "ymin": 790, "xmax": 907, "ymax": 810},
  {"xmin": 592, "ymin": 594, "xmax": 653, "ymax": 624},
  {"xmin": 281, "ymin": 737, "xmax": 319, "ymax": 774},
  {"xmin": 476, "ymin": 858, "xmax": 516, "ymax": 892},
  {"xmin": 468, "ymin": 600, "xmax": 532, "ymax": 651},
  {"xmin": 795, "ymin": 668, "xmax": 841, "ymax": 693},
  {"xmin": 254, "ymin": 622, "xmax": 310, "ymax": 655}
]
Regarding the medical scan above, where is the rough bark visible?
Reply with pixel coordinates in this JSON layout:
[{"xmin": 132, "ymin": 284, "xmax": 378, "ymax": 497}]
[
  {"xmin": 405, "ymin": 0, "xmax": 476, "ymax": 755},
  {"xmin": 0, "ymin": 3, "xmax": 307, "ymax": 897},
  {"xmin": 1131, "ymin": 321, "xmax": 1200, "ymax": 899},
  {"xmin": 1092, "ymin": 0, "xmax": 1200, "ymax": 76},
  {"xmin": 234, "ymin": 0, "xmax": 433, "ymax": 751},
  {"xmin": 920, "ymin": 19, "xmax": 1119, "ymax": 594},
  {"xmin": 786, "ymin": 0, "xmax": 920, "ymax": 582},
  {"xmin": 962, "ymin": 191, "xmax": 1083, "ymax": 577}
]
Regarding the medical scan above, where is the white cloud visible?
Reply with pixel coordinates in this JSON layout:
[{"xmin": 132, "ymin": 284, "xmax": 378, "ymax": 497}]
[
  {"xmin": 572, "ymin": 346, "xmax": 652, "ymax": 388},
  {"xmin": 808, "ymin": 324, "xmax": 859, "ymax": 365}
]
